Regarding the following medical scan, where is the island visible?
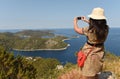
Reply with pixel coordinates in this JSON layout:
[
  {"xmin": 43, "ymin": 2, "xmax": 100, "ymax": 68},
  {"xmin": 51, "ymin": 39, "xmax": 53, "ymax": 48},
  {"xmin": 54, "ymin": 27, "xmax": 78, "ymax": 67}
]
[{"xmin": 0, "ymin": 30, "xmax": 69, "ymax": 51}]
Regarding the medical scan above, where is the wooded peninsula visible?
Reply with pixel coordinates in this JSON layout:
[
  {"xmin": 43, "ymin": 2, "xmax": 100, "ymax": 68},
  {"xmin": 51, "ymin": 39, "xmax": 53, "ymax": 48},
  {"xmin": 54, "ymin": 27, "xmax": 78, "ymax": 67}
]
[{"xmin": 0, "ymin": 30, "xmax": 68, "ymax": 51}]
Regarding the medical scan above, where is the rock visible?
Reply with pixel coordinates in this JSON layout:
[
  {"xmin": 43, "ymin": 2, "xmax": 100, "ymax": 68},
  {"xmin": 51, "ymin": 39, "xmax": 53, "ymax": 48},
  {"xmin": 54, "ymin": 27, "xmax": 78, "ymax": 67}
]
[
  {"xmin": 56, "ymin": 65, "xmax": 64, "ymax": 70},
  {"xmin": 98, "ymin": 71, "xmax": 117, "ymax": 79}
]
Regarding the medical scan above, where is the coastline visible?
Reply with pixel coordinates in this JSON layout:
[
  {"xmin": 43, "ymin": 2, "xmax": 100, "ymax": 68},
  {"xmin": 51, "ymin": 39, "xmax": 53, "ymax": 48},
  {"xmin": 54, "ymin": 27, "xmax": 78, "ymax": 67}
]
[
  {"xmin": 13, "ymin": 44, "xmax": 70, "ymax": 52},
  {"xmin": 13, "ymin": 38, "xmax": 71, "ymax": 52},
  {"xmin": 12, "ymin": 36, "xmax": 79, "ymax": 52}
]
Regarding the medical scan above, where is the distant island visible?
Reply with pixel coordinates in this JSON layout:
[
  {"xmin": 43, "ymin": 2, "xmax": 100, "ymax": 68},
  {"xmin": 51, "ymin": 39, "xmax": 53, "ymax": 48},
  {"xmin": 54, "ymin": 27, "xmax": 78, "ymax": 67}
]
[{"xmin": 0, "ymin": 30, "xmax": 69, "ymax": 51}]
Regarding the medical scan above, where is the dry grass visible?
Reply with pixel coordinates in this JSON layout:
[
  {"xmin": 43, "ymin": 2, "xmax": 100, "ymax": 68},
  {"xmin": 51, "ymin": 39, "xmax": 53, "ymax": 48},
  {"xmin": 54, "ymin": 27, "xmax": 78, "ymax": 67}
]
[
  {"xmin": 103, "ymin": 55, "xmax": 120, "ymax": 79},
  {"xmin": 58, "ymin": 52, "xmax": 120, "ymax": 79}
]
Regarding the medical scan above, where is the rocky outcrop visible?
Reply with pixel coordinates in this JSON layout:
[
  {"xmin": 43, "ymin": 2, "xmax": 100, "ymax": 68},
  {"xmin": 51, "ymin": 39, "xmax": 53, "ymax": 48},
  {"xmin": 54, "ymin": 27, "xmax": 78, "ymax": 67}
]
[
  {"xmin": 98, "ymin": 71, "xmax": 117, "ymax": 79},
  {"xmin": 45, "ymin": 39, "xmax": 58, "ymax": 48},
  {"xmin": 58, "ymin": 69, "xmax": 117, "ymax": 79}
]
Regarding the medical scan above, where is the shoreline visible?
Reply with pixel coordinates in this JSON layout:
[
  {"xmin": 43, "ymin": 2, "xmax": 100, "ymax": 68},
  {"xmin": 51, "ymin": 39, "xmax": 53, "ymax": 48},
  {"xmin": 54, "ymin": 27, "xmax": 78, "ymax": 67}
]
[
  {"xmin": 12, "ymin": 36, "xmax": 79, "ymax": 52},
  {"xmin": 13, "ymin": 38, "xmax": 71, "ymax": 52},
  {"xmin": 13, "ymin": 44, "xmax": 70, "ymax": 52}
]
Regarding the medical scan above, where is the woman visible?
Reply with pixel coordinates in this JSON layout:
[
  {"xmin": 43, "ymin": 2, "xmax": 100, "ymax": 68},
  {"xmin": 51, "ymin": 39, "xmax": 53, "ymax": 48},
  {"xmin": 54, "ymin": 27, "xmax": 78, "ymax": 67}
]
[{"xmin": 74, "ymin": 7, "xmax": 109, "ymax": 79}]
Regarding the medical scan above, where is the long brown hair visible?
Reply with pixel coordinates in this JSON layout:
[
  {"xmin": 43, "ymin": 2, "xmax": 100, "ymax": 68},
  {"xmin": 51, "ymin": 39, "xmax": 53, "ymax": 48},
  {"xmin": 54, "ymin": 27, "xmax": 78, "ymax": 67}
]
[{"xmin": 88, "ymin": 18, "xmax": 109, "ymax": 40}]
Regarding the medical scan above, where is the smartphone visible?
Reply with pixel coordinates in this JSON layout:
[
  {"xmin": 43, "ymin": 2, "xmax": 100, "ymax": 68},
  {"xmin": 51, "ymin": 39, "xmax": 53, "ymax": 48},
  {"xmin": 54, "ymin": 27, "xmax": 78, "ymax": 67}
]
[{"xmin": 77, "ymin": 17, "xmax": 81, "ymax": 20}]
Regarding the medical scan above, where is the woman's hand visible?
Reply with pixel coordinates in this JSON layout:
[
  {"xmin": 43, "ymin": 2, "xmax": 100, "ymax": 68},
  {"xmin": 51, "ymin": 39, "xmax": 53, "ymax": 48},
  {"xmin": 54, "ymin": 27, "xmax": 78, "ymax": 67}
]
[
  {"xmin": 81, "ymin": 16, "xmax": 90, "ymax": 23},
  {"xmin": 74, "ymin": 16, "xmax": 89, "ymax": 23}
]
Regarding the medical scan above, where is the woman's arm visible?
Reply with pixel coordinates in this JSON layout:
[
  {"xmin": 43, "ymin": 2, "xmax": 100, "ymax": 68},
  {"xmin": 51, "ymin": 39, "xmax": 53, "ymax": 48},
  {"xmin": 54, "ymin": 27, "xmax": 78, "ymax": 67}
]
[
  {"xmin": 73, "ymin": 16, "xmax": 89, "ymax": 34},
  {"xmin": 73, "ymin": 17, "xmax": 83, "ymax": 34}
]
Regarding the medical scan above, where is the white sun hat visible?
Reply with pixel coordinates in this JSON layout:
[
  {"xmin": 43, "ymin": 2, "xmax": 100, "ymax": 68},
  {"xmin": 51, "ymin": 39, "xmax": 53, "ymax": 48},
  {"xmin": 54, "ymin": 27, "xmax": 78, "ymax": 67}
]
[{"xmin": 88, "ymin": 7, "xmax": 106, "ymax": 20}]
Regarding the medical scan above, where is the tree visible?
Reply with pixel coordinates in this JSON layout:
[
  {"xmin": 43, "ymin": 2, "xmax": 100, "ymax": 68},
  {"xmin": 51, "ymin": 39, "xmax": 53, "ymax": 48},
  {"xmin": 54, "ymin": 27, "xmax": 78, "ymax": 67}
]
[
  {"xmin": 0, "ymin": 46, "xmax": 37, "ymax": 79},
  {"xmin": 33, "ymin": 58, "xmax": 60, "ymax": 79}
]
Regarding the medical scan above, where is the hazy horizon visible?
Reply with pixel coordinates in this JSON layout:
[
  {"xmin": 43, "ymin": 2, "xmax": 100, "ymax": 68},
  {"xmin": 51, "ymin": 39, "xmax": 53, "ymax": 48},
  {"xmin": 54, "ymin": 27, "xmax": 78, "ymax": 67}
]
[
  {"xmin": 0, "ymin": 27, "xmax": 119, "ymax": 31},
  {"xmin": 0, "ymin": 0, "xmax": 120, "ymax": 29}
]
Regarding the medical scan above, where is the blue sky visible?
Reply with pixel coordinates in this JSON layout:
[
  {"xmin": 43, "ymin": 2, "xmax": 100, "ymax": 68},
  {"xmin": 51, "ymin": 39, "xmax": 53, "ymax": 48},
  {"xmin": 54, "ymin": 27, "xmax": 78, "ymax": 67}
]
[{"xmin": 0, "ymin": 0, "xmax": 120, "ymax": 29}]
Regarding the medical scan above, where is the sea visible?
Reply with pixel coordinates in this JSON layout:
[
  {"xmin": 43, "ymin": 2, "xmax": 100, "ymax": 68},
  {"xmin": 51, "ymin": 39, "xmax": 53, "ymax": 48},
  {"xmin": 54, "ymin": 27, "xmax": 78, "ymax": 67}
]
[{"xmin": 0, "ymin": 28, "xmax": 120, "ymax": 64}]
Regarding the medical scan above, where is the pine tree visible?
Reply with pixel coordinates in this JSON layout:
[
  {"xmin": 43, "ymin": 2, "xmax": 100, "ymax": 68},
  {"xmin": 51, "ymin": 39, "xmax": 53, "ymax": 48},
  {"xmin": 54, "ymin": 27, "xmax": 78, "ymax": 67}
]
[{"xmin": 0, "ymin": 46, "xmax": 37, "ymax": 79}]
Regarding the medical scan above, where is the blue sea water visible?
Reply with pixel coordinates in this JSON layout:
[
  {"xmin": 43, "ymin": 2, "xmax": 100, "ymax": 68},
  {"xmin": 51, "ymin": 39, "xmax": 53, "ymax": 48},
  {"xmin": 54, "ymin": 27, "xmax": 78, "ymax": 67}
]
[{"xmin": 0, "ymin": 28, "xmax": 120, "ymax": 64}]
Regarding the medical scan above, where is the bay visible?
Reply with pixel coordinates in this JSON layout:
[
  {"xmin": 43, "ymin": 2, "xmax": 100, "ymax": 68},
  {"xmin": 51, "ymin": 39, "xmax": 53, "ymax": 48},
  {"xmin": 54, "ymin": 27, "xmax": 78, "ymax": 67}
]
[{"xmin": 1, "ymin": 28, "xmax": 120, "ymax": 64}]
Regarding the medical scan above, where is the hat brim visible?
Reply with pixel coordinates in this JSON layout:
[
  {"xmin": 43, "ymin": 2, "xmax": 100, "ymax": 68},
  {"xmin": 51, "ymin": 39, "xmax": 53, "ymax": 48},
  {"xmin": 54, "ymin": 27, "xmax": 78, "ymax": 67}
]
[{"xmin": 88, "ymin": 15, "xmax": 106, "ymax": 20}]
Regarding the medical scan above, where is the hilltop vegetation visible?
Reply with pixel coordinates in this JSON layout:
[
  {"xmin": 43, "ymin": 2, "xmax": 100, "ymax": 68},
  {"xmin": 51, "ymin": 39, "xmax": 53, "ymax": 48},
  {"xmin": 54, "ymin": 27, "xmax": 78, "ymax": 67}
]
[
  {"xmin": 0, "ymin": 45, "xmax": 61, "ymax": 79},
  {"xmin": 0, "ymin": 30, "xmax": 68, "ymax": 50},
  {"xmin": 32, "ymin": 58, "xmax": 60, "ymax": 79},
  {"xmin": 0, "ymin": 46, "xmax": 37, "ymax": 79}
]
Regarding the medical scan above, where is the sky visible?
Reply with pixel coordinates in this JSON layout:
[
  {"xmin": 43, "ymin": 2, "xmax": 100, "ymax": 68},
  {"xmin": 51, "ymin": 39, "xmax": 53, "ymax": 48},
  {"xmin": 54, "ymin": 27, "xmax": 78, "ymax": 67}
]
[{"xmin": 0, "ymin": 0, "xmax": 120, "ymax": 29}]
